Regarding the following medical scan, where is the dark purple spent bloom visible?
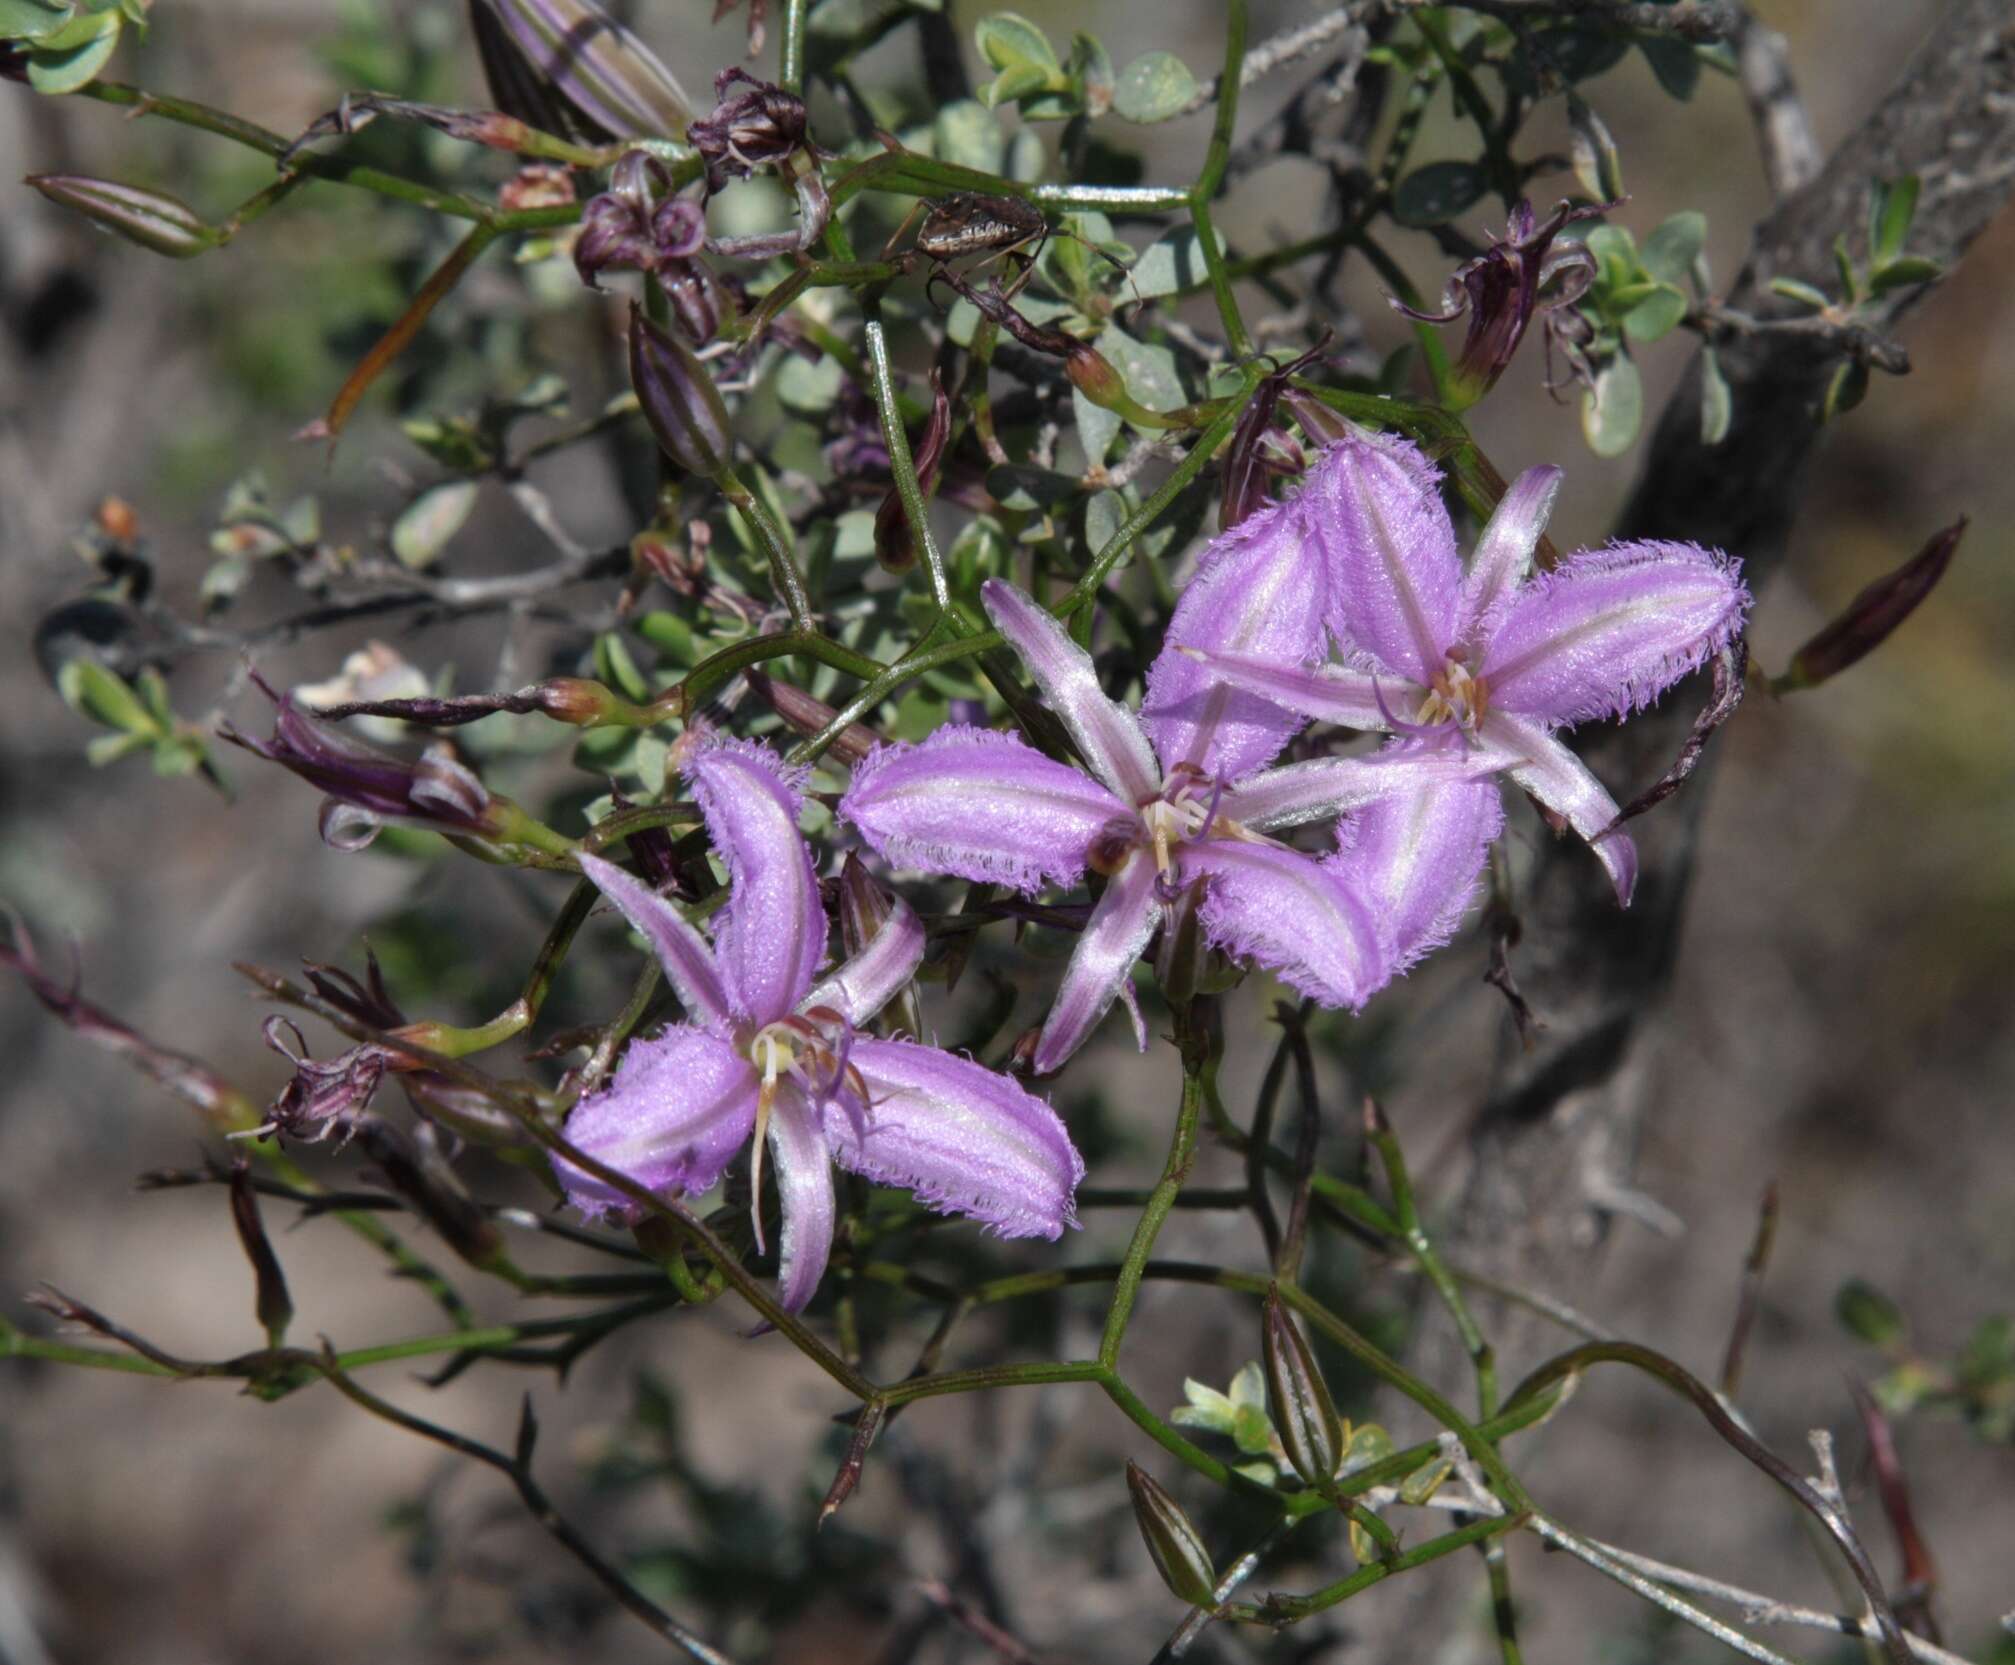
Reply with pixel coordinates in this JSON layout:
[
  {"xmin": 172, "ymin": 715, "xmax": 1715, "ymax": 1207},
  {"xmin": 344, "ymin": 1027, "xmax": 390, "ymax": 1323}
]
[
  {"xmin": 574, "ymin": 149, "xmax": 707, "ymax": 290},
  {"xmin": 1781, "ymin": 516, "xmax": 1967, "ymax": 690},
  {"xmin": 1391, "ymin": 198, "xmax": 1610, "ymax": 408},
  {"xmin": 257, "ymin": 1017, "xmax": 389, "ymax": 1146},
  {"xmin": 687, "ymin": 67, "xmax": 811, "ymax": 193},
  {"xmin": 220, "ymin": 671, "xmax": 496, "ymax": 850}
]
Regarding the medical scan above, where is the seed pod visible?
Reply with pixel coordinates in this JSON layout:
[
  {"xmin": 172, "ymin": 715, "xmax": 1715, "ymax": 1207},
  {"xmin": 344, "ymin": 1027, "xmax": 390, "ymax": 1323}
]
[
  {"xmin": 1263, "ymin": 1286, "xmax": 1343, "ymax": 1488},
  {"xmin": 27, "ymin": 174, "xmax": 223, "ymax": 259},
  {"xmin": 474, "ymin": 0, "xmax": 693, "ymax": 140},
  {"xmin": 629, "ymin": 303, "xmax": 732, "ymax": 477},
  {"xmin": 227, "ymin": 1159, "xmax": 294, "ymax": 1347},
  {"xmin": 1125, "ymin": 1462, "xmax": 1218, "ymax": 1608}
]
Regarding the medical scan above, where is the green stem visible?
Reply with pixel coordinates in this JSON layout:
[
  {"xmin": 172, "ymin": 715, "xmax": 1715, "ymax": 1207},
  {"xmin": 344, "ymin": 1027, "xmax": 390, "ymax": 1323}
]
[
  {"xmin": 1098, "ymin": 1006, "xmax": 1210, "ymax": 1369},
  {"xmin": 715, "ymin": 465, "xmax": 815, "ymax": 630},
  {"xmin": 1226, "ymin": 1512, "xmax": 1529, "ymax": 1623},
  {"xmin": 779, "ymin": 0, "xmax": 810, "ymax": 94},
  {"xmin": 1188, "ymin": 0, "xmax": 1253, "ymax": 356},
  {"xmin": 865, "ymin": 318, "xmax": 950, "ymax": 615}
]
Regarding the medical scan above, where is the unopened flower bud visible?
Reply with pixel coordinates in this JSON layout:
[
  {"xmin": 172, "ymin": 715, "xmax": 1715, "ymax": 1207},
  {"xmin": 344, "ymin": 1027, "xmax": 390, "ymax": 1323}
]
[
  {"xmin": 228, "ymin": 1159, "xmax": 294, "ymax": 1346},
  {"xmin": 27, "ymin": 174, "xmax": 224, "ymax": 259},
  {"xmin": 1778, "ymin": 517, "xmax": 1966, "ymax": 693},
  {"xmin": 475, "ymin": 0, "xmax": 694, "ymax": 141},
  {"xmin": 1263, "ymin": 1287, "xmax": 1344, "ymax": 1488},
  {"xmin": 534, "ymin": 676, "xmax": 624, "ymax": 725},
  {"xmin": 1125, "ymin": 1462, "xmax": 1218, "ymax": 1608},
  {"xmin": 630, "ymin": 303, "xmax": 732, "ymax": 476}
]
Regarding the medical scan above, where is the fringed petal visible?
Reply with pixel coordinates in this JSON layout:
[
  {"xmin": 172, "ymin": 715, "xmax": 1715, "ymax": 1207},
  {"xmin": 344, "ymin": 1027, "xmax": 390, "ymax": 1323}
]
[
  {"xmin": 839, "ymin": 726, "xmax": 1123, "ymax": 895},
  {"xmin": 1309, "ymin": 433, "xmax": 1463, "ymax": 684},
  {"xmin": 1336, "ymin": 778, "xmax": 1505, "ymax": 971},
  {"xmin": 578, "ymin": 852, "xmax": 734, "ymax": 1036},
  {"xmin": 802, "ymin": 889, "xmax": 925, "ymax": 1027},
  {"xmin": 1177, "ymin": 838, "xmax": 1385, "ymax": 1009},
  {"xmin": 1481, "ymin": 541, "xmax": 1750, "ymax": 725},
  {"xmin": 765, "ymin": 1083, "xmax": 836, "ymax": 1314},
  {"xmin": 551, "ymin": 1025, "xmax": 758, "ymax": 1219},
  {"xmin": 982, "ymin": 580, "xmax": 1161, "ymax": 805},
  {"xmin": 1457, "ymin": 464, "xmax": 1562, "ymax": 650},
  {"xmin": 1032, "ymin": 848, "xmax": 1163, "ymax": 1074},
  {"xmin": 1480, "ymin": 710, "xmax": 1639, "ymax": 905},
  {"xmin": 829, "ymin": 1037, "xmax": 1084, "ymax": 1240},
  {"xmin": 686, "ymin": 740, "xmax": 828, "ymax": 1027},
  {"xmin": 1141, "ymin": 490, "xmax": 1331, "ymax": 780},
  {"xmin": 1223, "ymin": 742, "xmax": 1501, "ymax": 832}
]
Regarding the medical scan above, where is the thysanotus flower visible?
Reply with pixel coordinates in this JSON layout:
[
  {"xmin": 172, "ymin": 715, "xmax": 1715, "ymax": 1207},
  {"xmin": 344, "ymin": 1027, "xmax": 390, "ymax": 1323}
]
[
  {"xmin": 840, "ymin": 582, "xmax": 1497, "ymax": 1074},
  {"xmin": 1391, "ymin": 198, "xmax": 1607, "ymax": 408},
  {"xmin": 1187, "ymin": 433, "xmax": 1751, "ymax": 905},
  {"xmin": 556, "ymin": 740, "xmax": 1082, "ymax": 1313}
]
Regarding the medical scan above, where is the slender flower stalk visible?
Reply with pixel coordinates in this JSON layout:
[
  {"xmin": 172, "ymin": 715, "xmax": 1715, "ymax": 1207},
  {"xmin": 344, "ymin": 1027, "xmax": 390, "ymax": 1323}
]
[
  {"xmin": 840, "ymin": 581, "xmax": 1497, "ymax": 1072},
  {"xmin": 556, "ymin": 741, "xmax": 1083, "ymax": 1312},
  {"xmin": 1186, "ymin": 432, "xmax": 1751, "ymax": 903}
]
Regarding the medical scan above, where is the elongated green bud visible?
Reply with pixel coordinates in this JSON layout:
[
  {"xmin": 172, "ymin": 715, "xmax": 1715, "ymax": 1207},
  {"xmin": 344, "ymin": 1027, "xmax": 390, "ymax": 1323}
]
[
  {"xmin": 1263, "ymin": 1287, "xmax": 1344, "ymax": 1488},
  {"xmin": 1125, "ymin": 1462, "xmax": 1217, "ymax": 1608},
  {"xmin": 26, "ymin": 174, "xmax": 224, "ymax": 258},
  {"xmin": 629, "ymin": 303, "xmax": 731, "ymax": 477}
]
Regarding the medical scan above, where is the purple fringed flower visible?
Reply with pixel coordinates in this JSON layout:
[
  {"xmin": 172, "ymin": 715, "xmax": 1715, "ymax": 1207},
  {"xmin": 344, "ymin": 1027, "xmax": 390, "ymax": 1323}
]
[
  {"xmin": 1392, "ymin": 198, "xmax": 1608, "ymax": 409},
  {"xmin": 1188, "ymin": 433, "xmax": 1751, "ymax": 906},
  {"xmin": 556, "ymin": 740, "xmax": 1082, "ymax": 1314},
  {"xmin": 220, "ymin": 672, "xmax": 498, "ymax": 851},
  {"xmin": 841, "ymin": 582, "xmax": 1498, "ymax": 1073}
]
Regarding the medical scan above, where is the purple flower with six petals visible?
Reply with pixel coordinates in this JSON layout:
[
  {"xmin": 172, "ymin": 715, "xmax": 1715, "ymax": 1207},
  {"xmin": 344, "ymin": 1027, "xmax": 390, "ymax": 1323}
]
[
  {"xmin": 1185, "ymin": 432, "xmax": 1751, "ymax": 905},
  {"xmin": 556, "ymin": 740, "xmax": 1082, "ymax": 1313},
  {"xmin": 840, "ymin": 582, "xmax": 1498, "ymax": 1074}
]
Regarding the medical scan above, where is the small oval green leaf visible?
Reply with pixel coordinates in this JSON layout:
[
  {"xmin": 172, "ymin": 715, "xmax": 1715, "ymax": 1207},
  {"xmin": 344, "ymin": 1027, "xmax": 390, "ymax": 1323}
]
[
  {"xmin": 390, "ymin": 480, "xmax": 479, "ymax": 569},
  {"xmin": 1581, "ymin": 355, "xmax": 1643, "ymax": 457},
  {"xmin": 1112, "ymin": 49, "xmax": 1197, "ymax": 123}
]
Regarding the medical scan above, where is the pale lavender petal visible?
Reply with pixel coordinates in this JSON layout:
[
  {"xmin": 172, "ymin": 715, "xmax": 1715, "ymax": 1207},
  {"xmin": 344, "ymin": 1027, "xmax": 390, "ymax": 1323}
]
[
  {"xmin": 1033, "ymin": 847, "xmax": 1163, "ymax": 1075},
  {"xmin": 1311, "ymin": 433, "xmax": 1463, "ymax": 684},
  {"xmin": 1337, "ymin": 779, "xmax": 1505, "ymax": 970},
  {"xmin": 839, "ymin": 726, "xmax": 1124, "ymax": 895},
  {"xmin": 1140, "ymin": 491, "xmax": 1331, "ymax": 780},
  {"xmin": 1176, "ymin": 838, "xmax": 1384, "ymax": 1009},
  {"xmin": 981, "ymin": 579, "xmax": 1161, "ymax": 805},
  {"xmin": 1457, "ymin": 465, "xmax": 1561, "ymax": 650},
  {"xmin": 801, "ymin": 890, "xmax": 924, "ymax": 1027},
  {"xmin": 1479, "ymin": 710, "xmax": 1638, "ymax": 904},
  {"xmin": 577, "ymin": 852, "xmax": 733, "ymax": 1036},
  {"xmin": 687, "ymin": 740, "xmax": 827, "ymax": 1026},
  {"xmin": 552, "ymin": 1025, "xmax": 757, "ymax": 1219},
  {"xmin": 765, "ymin": 1084, "xmax": 836, "ymax": 1313},
  {"xmin": 829, "ymin": 1037, "xmax": 1084, "ymax": 1238},
  {"xmin": 1223, "ymin": 742, "xmax": 1503, "ymax": 832},
  {"xmin": 1481, "ymin": 541, "xmax": 1750, "ymax": 725},
  {"xmin": 1181, "ymin": 648, "xmax": 1396, "ymax": 735}
]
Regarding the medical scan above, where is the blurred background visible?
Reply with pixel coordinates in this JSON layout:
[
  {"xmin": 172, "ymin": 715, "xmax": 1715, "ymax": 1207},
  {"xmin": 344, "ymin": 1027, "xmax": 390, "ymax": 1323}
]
[{"xmin": 2, "ymin": 1, "xmax": 2011, "ymax": 1661}]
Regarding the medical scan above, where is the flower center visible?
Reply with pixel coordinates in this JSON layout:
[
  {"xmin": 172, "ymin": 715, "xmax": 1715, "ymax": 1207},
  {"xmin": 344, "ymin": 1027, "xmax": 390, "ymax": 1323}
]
[
  {"xmin": 1087, "ymin": 764, "xmax": 1263, "ymax": 880},
  {"xmin": 743, "ymin": 1007, "xmax": 865, "ymax": 1244},
  {"xmin": 1419, "ymin": 656, "xmax": 1489, "ymax": 733}
]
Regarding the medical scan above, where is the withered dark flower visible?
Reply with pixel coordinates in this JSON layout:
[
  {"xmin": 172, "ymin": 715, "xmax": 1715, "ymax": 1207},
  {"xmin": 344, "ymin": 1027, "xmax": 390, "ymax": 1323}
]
[
  {"xmin": 685, "ymin": 69, "xmax": 831, "ymax": 258},
  {"xmin": 1218, "ymin": 341, "xmax": 1327, "ymax": 531},
  {"xmin": 220, "ymin": 671, "xmax": 501, "ymax": 851},
  {"xmin": 574, "ymin": 148, "xmax": 707, "ymax": 291},
  {"xmin": 256, "ymin": 1017, "xmax": 389, "ymax": 1146},
  {"xmin": 1391, "ymin": 198, "xmax": 1610, "ymax": 409},
  {"xmin": 687, "ymin": 68, "xmax": 810, "ymax": 192}
]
